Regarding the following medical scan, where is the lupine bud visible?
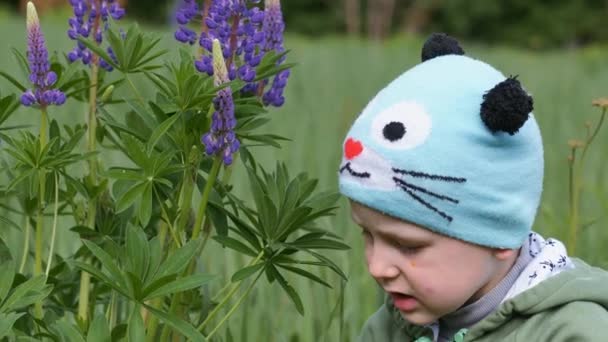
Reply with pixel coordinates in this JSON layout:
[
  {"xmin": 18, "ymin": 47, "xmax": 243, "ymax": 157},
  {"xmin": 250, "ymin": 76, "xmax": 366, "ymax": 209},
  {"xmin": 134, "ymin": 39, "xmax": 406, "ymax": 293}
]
[
  {"xmin": 100, "ymin": 85, "xmax": 114, "ymax": 103},
  {"xmin": 201, "ymin": 39, "xmax": 240, "ymax": 166},
  {"xmin": 21, "ymin": 2, "xmax": 66, "ymax": 108}
]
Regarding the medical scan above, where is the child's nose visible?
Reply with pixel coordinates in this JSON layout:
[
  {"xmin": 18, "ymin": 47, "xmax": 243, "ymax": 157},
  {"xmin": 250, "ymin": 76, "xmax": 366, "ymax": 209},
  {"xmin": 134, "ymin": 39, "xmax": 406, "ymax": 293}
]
[
  {"xmin": 366, "ymin": 246, "xmax": 400, "ymax": 281},
  {"xmin": 344, "ymin": 137, "xmax": 364, "ymax": 160}
]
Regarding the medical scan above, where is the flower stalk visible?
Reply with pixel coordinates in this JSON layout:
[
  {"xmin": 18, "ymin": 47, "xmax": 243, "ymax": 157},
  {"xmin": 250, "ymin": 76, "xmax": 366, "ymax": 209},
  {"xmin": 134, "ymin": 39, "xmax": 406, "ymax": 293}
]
[{"xmin": 566, "ymin": 102, "xmax": 607, "ymax": 255}]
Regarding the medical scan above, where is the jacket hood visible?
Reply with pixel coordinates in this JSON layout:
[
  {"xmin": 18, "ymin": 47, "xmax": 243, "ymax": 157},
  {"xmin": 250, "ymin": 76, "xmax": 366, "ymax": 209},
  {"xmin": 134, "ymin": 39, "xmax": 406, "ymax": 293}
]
[{"xmin": 466, "ymin": 258, "xmax": 608, "ymax": 340}]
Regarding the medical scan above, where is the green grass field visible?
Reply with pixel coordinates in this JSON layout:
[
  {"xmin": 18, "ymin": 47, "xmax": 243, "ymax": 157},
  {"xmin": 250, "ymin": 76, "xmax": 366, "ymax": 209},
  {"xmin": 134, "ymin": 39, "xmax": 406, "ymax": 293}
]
[{"xmin": 1, "ymin": 9, "xmax": 608, "ymax": 341}]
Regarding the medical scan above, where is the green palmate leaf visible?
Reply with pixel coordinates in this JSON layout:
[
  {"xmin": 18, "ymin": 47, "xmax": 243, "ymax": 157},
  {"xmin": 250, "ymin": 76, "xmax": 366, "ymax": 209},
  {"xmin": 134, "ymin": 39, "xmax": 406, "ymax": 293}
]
[
  {"xmin": 154, "ymin": 239, "xmax": 200, "ymax": 280},
  {"xmin": 0, "ymin": 275, "xmax": 50, "ymax": 313},
  {"xmin": 254, "ymin": 63, "xmax": 296, "ymax": 83},
  {"xmin": 10, "ymin": 47, "xmax": 30, "ymax": 80},
  {"xmin": 81, "ymin": 240, "xmax": 125, "ymax": 287},
  {"xmin": 128, "ymin": 307, "xmax": 145, "ymax": 342},
  {"xmin": 0, "ymin": 312, "xmax": 24, "ymax": 339},
  {"xmin": 76, "ymin": 37, "xmax": 119, "ymax": 71},
  {"xmin": 146, "ymin": 112, "xmax": 182, "ymax": 154},
  {"xmin": 125, "ymin": 226, "xmax": 150, "ymax": 281},
  {"xmin": 277, "ymin": 243, "xmax": 348, "ymax": 281},
  {"xmin": 101, "ymin": 24, "xmax": 168, "ymax": 74},
  {"xmin": 213, "ymin": 236, "xmax": 258, "ymax": 257},
  {"xmin": 208, "ymin": 200, "xmax": 229, "ymax": 236},
  {"xmin": 86, "ymin": 314, "xmax": 111, "ymax": 342},
  {"xmin": 0, "ymin": 71, "xmax": 26, "ymax": 92},
  {"xmin": 143, "ymin": 303, "xmax": 206, "ymax": 341},
  {"xmin": 106, "ymin": 168, "xmax": 145, "ymax": 182},
  {"xmin": 237, "ymin": 117, "xmax": 271, "ymax": 133},
  {"xmin": 143, "ymin": 273, "xmax": 215, "ymax": 300},
  {"xmin": 241, "ymin": 134, "xmax": 288, "ymax": 148},
  {"xmin": 0, "ymin": 260, "xmax": 15, "ymax": 302},
  {"xmin": 140, "ymin": 274, "xmax": 177, "ymax": 300},
  {"xmin": 111, "ymin": 324, "xmax": 128, "ymax": 341},
  {"xmin": 145, "ymin": 237, "xmax": 163, "ymax": 283},
  {"xmin": 125, "ymin": 271, "xmax": 144, "ymax": 300},
  {"xmin": 138, "ymin": 183, "xmax": 153, "ymax": 226},
  {"xmin": 73, "ymin": 261, "xmax": 129, "ymax": 298},
  {"xmin": 115, "ymin": 181, "xmax": 147, "ymax": 213},
  {"xmin": 231, "ymin": 263, "xmax": 265, "ymax": 282},
  {"xmin": 0, "ymin": 94, "xmax": 20, "ymax": 126},
  {"xmin": 50, "ymin": 321, "xmax": 86, "ymax": 342},
  {"xmin": 286, "ymin": 238, "xmax": 350, "ymax": 250},
  {"xmin": 98, "ymin": 107, "xmax": 148, "ymax": 143},
  {"xmin": 276, "ymin": 264, "xmax": 332, "ymax": 289},
  {"xmin": 268, "ymin": 265, "xmax": 304, "ymax": 315},
  {"xmin": 209, "ymin": 201, "xmax": 262, "ymax": 251},
  {"xmin": 125, "ymin": 99, "xmax": 157, "ymax": 131},
  {"xmin": 0, "ymin": 239, "xmax": 12, "ymax": 265}
]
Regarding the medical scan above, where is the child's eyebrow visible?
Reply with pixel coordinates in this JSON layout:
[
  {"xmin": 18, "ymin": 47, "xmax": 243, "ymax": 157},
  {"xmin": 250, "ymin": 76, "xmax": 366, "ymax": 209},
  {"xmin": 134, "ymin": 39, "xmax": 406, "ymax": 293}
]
[{"xmin": 359, "ymin": 224, "xmax": 431, "ymax": 243}]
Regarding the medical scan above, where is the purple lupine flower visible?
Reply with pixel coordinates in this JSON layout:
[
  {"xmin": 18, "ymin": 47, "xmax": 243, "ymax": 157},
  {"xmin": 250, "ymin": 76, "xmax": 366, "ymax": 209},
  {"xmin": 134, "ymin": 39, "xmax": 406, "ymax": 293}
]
[
  {"xmin": 201, "ymin": 39, "xmax": 240, "ymax": 165},
  {"xmin": 174, "ymin": 0, "xmax": 199, "ymax": 44},
  {"xmin": 260, "ymin": 0, "xmax": 289, "ymax": 107},
  {"xmin": 21, "ymin": 2, "xmax": 66, "ymax": 107},
  {"xmin": 192, "ymin": 0, "xmax": 265, "ymax": 86},
  {"xmin": 67, "ymin": 0, "xmax": 124, "ymax": 71}
]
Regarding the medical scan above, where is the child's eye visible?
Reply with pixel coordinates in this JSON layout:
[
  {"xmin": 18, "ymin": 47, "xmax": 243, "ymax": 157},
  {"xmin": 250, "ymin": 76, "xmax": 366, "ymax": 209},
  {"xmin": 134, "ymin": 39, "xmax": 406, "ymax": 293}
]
[
  {"xmin": 396, "ymin": 242, "xmax": 424, "ymax": 254},
  {"xmin": 360, "ymin": 229, "xmax": 373, "ymax": 241}
]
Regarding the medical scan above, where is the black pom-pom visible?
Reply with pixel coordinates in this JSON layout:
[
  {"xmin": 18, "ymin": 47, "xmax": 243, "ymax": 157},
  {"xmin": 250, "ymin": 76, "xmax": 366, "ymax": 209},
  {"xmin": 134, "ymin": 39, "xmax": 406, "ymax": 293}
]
[
  {"xmin": 480, "ymin": 77, "xmax": 533, "ymax": 135},
  {"xmin": 421, "ymin": 33, "xmax": 465, "ymax": 62}
]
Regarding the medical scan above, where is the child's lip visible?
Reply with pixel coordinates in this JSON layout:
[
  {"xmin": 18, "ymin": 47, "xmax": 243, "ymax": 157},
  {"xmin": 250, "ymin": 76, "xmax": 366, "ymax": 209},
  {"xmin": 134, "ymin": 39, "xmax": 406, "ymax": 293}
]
[{"xmin": 389, "ymin": 292, "xmax": 419, "ymax": 312}]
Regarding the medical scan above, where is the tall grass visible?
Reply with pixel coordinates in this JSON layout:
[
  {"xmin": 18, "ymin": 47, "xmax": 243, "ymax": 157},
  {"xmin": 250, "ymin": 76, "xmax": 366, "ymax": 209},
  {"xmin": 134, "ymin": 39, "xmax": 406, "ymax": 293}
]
[{"xmin": 1, "ymin": 11, "xmax": 607, "ymax": 341}]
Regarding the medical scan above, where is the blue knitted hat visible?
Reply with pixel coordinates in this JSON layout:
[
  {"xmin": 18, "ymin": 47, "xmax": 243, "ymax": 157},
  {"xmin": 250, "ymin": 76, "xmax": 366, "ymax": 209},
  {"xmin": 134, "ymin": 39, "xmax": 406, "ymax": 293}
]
[{"xmin": 338, "ymin": 33, "xmax": 543, "ymax": 249}]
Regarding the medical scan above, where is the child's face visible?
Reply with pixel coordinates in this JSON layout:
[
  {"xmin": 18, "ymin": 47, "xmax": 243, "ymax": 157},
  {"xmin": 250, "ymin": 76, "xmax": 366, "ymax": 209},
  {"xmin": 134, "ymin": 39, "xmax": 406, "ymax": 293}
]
[{"xmin": 350, "ymin": 201, "xmax": 515, "ymax": 325}]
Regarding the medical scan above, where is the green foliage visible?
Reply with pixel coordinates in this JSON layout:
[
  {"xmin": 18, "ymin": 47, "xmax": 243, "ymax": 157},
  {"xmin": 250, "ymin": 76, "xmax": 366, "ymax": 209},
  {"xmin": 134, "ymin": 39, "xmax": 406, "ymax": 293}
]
[
  {"xmin": 0, "ymin": 5, "xmax": 348, "ymax": 340},
  {"xmin": 432, "ymin": 0, "xmax": 608, "ymax": 48}
]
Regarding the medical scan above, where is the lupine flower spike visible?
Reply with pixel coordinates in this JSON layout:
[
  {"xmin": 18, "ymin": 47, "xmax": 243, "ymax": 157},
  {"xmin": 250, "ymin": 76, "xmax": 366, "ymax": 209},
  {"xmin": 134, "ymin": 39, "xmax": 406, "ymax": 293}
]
[
  {"xmin": 21, "ymin": 2, "xmax": 66, "ymax": 107},
  {"xmin": 67, "ymin": 0, "xmax": 125, "ymax": 71},
  {"xmin": 201, "ymin": 39, "xmax": 240, "ymax": 165},
  {"xmin": 174, "ymin": 0, "xmax": 199, "ymax": 45},
  {"xmin": 176, "ymin": 0, "xmax": 265, "ymax": 84},
  {"xmin": 261, "ymin": 0, "xmax": 289, "ymax": 107}
]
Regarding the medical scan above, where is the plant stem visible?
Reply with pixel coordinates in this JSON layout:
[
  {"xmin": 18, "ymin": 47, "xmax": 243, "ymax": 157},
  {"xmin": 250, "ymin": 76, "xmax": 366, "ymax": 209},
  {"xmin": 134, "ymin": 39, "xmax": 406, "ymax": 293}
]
[
  {"xmin": 192, "ymin": 157, "xmax": 222, "ymax": 240},
  {"xmin": 34, "ymin": 106, "xmax": 48, "ymax": 319},
  {"xmin": 45, "ymin": 173, "xmax": 59, "ymax": 276},
  {"xmin": 145, "ymin": 221, "xmax": 168, "ymax": 342},
  {"xmin": 205, "ymin": 271, "xmax": 263, "ymax": 340},
  {"xmin": 19, "ymin": 216, "xmax": 30, "ymax": 274},
  {"xmin": 78, "ymin": 60, "xmax": 100, "ymax": 326},
  {"xmin": 567, "ymin": 108, "xmax": 606, "ymax": 255},
  {"xmin": 198, "ymin": 250, "xmax": 264, "ymax": 332}
]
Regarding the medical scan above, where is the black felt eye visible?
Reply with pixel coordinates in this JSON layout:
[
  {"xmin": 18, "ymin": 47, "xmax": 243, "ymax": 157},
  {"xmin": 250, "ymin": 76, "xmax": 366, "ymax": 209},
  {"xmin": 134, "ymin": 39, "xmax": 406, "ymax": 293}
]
[{"xmin": 383, "ymin": 121, "xmax": 406, "ymax": 142}]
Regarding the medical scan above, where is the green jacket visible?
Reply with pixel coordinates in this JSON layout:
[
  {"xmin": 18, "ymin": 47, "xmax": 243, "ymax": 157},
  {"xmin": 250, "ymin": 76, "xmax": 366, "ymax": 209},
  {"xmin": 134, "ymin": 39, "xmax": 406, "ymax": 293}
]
[{"xmin": 357, "ymin": 259, "xmax": 608, "ymax": 342}]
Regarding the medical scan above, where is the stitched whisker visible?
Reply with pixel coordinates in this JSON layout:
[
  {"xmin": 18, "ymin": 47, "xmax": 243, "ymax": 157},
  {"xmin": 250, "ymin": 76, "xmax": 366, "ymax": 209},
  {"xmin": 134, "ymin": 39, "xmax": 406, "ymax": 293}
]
[
  {"xmin": 393, "ymin": 168, "xmax": 467, "ymax": 183},
  {"xmin": 393, "ymin": 177, "xmax": 459, "ymax": 204},
  {"xmin": 397, "ymin": 184, "xmax": 453, "ymax": 222}
]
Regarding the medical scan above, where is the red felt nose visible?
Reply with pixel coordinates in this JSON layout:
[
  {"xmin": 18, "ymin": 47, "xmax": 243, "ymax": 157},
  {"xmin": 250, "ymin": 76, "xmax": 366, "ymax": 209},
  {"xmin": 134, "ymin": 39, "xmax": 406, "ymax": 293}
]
[{"xmin": 344, "ymin": 138, "xmax": 363, "ymax": 160}]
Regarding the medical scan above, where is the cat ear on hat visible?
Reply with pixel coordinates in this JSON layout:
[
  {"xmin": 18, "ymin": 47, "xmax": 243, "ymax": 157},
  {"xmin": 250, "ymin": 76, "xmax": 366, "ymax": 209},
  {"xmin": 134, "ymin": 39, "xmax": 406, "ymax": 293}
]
[
  {"xmin": 480, "ymin": 77, "xmax": 534, "ymax": 135},
  {"xmin": 421, "ymin": 33, "xmax": 465, "ymax": 62}
]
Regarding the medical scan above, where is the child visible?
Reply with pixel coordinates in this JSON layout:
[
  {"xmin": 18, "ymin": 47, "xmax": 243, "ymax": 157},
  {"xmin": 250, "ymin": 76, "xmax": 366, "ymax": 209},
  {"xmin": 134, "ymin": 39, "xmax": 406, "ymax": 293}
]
[{"xmin": 338, "ymin": 33, "xmax": 608, "ymax": 342}]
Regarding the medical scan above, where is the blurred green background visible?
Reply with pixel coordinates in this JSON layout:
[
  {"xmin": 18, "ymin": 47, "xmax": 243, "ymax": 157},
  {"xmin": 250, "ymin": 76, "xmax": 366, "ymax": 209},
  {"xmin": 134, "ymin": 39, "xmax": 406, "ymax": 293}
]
[{"xmin": 1, "ymin": 1, "xmax": 607, "ymax": 341}]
